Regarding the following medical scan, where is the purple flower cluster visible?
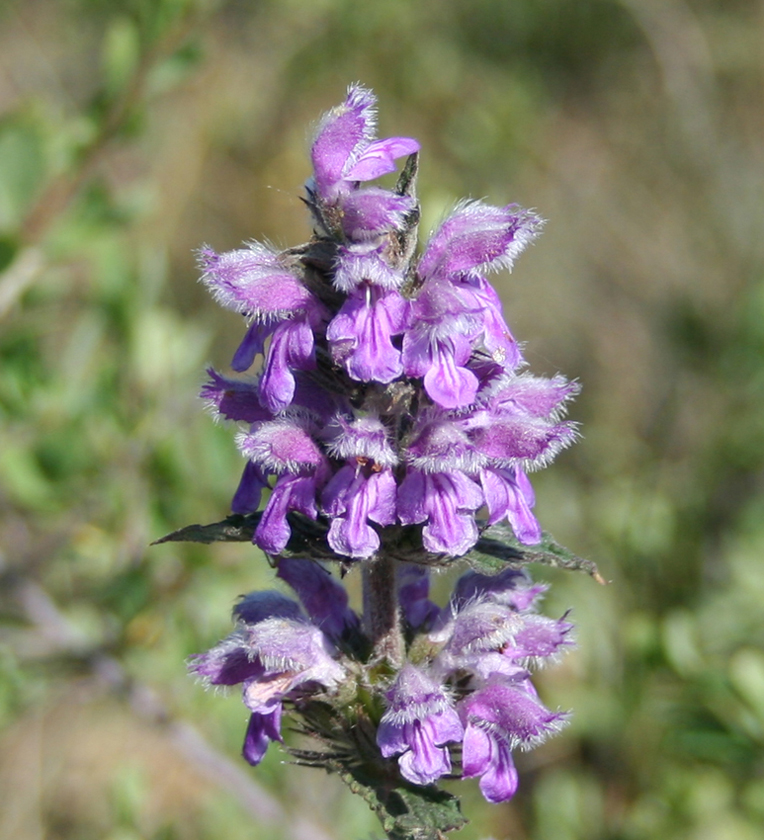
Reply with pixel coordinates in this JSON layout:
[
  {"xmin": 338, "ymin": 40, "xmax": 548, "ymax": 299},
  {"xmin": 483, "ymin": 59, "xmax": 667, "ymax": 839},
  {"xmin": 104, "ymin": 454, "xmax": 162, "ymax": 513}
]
[
  {"xmin": 190, "ymin": 85, "xmax": 579, "ymax": 811},
  {"xmin": 382, "ymin": 567, "xmax": 572, "ymax": 801},
  {"xmin": 200, "ymin": 84, "xmax": 578, "ymax": 561},
  {"xmin": 190, "ymin": 560, "xmax": 572, "ymax": 803}
]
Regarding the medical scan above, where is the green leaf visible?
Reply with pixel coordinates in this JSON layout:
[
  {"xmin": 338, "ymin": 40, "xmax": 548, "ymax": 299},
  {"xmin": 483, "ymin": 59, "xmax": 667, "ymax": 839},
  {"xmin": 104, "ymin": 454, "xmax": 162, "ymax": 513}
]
[
  {"xmin": 327, "ymin": 760, "xmax": 467, "ymax": 840},
  {"xmin": 471, "ymin": 524, "xmax": 606, "ymax": 583},
  {"xmin": 0, "ymin": 116, "xmax": 46, "ymax": 229},
  {"xmin": 151, "ymin": 513, "xmax": 258, "ymax": 545},
  {"xmin": 102, "ymin": 16, "xmax": 142, "ymax": 99}
]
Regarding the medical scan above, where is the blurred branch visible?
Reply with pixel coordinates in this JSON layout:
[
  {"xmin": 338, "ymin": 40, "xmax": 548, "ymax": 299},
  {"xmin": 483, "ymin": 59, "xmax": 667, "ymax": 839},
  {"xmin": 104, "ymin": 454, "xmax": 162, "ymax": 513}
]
[{"xmin": 4, "ymin": 571, "xmax": 333, "ymax": 840}]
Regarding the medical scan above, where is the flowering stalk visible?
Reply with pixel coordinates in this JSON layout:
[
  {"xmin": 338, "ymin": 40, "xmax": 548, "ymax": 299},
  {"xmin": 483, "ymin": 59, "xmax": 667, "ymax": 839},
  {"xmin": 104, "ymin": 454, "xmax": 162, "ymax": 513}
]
[{"xmin": 170, "ymin": 84, "xmax": 598, "ymax": 840}]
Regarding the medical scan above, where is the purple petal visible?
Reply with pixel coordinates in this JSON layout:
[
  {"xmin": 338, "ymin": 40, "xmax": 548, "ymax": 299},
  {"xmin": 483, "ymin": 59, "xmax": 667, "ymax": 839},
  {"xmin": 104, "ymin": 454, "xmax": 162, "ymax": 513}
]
[
  {"xmin": 231, "ymin": 461, "xmax": 269, "ymax": 514},
  {"xmin": 482, "ymin": 372, "xmax": 580, "ymax": 418},
  {"xmin": 237, "ymin": 418, "xmax": 324, "ymax": 475},
  {"xmin": 473, "ymin": 416, "xmax": 578, "ymax": 468},
  {"xmin": 311, "ymin": 85, "xmax": 377, "ymax": 196},
  {"xmin": 396, "ymin": 469, "xmax": 427, "ymax": 525},
  {"xmin": 338, "ymin": 189, "xmax": 416, "ymax": 242},
  {"xmin": 507, "ymin": 614, "xmax": 575, "ymax": 660},
  {"xmin": 276, "ymin": 558, "xmax": 359, "ymax": 640},
  {"xmin": 233, "ymin": 590, "xmax": 304, "ymax": 624},
  {"xmin": 480, "ymin": 466, "xmax": 542, "ymax": 544},
  {"xmin": 333, "ymin": 245, "xmax": 406, "ymax": 292},
  {"xmin": 418, "ymin": 201, "xmax": 542, "ymax": 281},
  {"xmin": 200, "ymin": 243, "xmax": 317, "ymax": 319},
  {"xmin": 255, "ymin": 474, "xmax": 319, "ymax": 554},
  {"xmin": 242, "ymin": 707, "xmax": 283, "ymax": 766},
  {"xmin": 324, "ymin": 414, "xmax": 398, "ymax": 468},
  {"xmin": 397, "ymin": 721, "xmax": 452, "ymax": 785},
  {"xmin": 232, "ymin": 321, "xmax": 273, "ymax": 372},
  {"xmin": 343, "ymin": 136, "xmax": 420, "ymax": 181},
  {"xmin": 189, "ymin": 643, "xmax": 263, "ymax": 686},
  {"xmin": 477, "ymin": 738, "xmax": 519, "ymax": 803},
  {"xmin": 259, "ymin": 318, "xmax": 317, "ymax": 413},
  {"xmin": 398, "ymin": 564, "xmax": 439, "ymax": 630},
  {"xmin": 461, "ymin": 723, "xmax": 492, "ymax": 778},
  {"xmin": 450, "ymin": 567, "xmax": 546, "ymax": 613},
  {"xmin": 326, "ymin": 287, "xmax": 407, "ymax": 383},
  {"xmin": 323, "ymin": 467, "xmax": 396, "ymax": 558},
  {"xmin": 201, "ymin": 369, "xmax": 271, "ymax": 423}
]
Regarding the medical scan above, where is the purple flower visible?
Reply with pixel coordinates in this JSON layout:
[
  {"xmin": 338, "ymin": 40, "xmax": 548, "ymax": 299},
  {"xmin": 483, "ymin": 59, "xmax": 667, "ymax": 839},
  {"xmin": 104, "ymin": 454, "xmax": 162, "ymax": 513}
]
[
  {"xmin": 401, "ymin": 285, "xmax": 482, "ymax": 409},
  {"xmin": 189, "ymin": 593, "xmax": 345, "ymax": 766},
  {"xmin": 199, "ymin": 244, "xmax": 329, "ymax": 411},
  {"xmin": 321, "ymin": 415, "xmax": 398, "ymax": 558},
  {"xmin": 236, "ymin": 418, "xmax": 330, "ymax": 554},
  {"xmin": 326, "ymin": 285, "xmax": 408, "ymax": 383},
  {"xmin": 377, "ymin": 664, "xmax": 463, "ymax": 785},
  {"xmin": 400, "ymin": 201, "xmax": 542, "ymax": 407},
  {"xmin": 431, "ymin": 591, "xmax": 574, "ymax": 681},
  {"xmin": 398, "ymin": 469, "xmax": 483, "ymax": 556},
  {"xmin": 309, "ymin": 84, "xmax": 419, "ymax": 204},
  {"xmin": 398, "ymin": 414, "xmax": 484, "ymax": 556},
  {"xmin": 459, "ymin": 678, "xmax": 567, "ymax": 803}
]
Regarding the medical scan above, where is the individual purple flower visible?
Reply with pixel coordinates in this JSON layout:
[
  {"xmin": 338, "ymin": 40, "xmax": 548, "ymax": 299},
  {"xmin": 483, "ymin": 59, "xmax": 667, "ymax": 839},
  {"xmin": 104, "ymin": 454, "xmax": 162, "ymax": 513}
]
[
  {"xmin": 401, "ymin": 282, "xmax": 483, "ymax": 409},
  {"xmin": 459, "ymin": 678, "xmax": 567, "ymax": 803},
  {"xmin": 377, "ymin": 664, "xmax": 463, "ymax": 785},
  {"xmin": 397, "ymin": 469, "xmax": 483, "ymax": 556},
  {"xmin": 398, "ymin": 414, "xmax": 484, "ymax": 556},
  {"xmin": 237, "ymin": 417, "xmax": 330, "ymax": 554},
  {"xmin": 189, "ymin": 592, "xmax": 345, "ymax": 766},
  {"xmin": 326, "ymin": 285, "xmax": 408, "ymax": 383},
  {"xmin": 309, "ymin": 84, "xmax": 419, "ymax": 204},
  {"xmin": 401, "ymin": 201, "xmax": 542, "ymax": 407},
  {"xmin": 321, "ymin": 414, "xmax": 398, "ymax": 558},
  {"xmin": 431, "ymin": 590, "xmax": 574, "ymax": 682},
  {"xmin": 199, "ymin": 244, "xmax": 329, "ymax": 411},
  {"xmin": 276, "ymin": 557, "xmax": 359, "ymax": 640}
]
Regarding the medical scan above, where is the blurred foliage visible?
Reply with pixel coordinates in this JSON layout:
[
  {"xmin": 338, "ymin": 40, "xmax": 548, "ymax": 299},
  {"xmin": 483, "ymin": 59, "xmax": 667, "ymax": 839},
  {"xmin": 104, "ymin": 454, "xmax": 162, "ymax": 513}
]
[{"xmin": 1, "ymin": 0, "xmax": 763, "ymax": 839}]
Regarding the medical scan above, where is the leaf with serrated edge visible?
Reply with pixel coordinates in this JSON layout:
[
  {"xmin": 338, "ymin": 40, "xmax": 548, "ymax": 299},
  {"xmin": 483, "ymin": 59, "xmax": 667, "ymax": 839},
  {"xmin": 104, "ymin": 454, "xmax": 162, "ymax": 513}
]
[{"xmin": 472, "ymin": 525, "xmax": 606, "ymax": 583}]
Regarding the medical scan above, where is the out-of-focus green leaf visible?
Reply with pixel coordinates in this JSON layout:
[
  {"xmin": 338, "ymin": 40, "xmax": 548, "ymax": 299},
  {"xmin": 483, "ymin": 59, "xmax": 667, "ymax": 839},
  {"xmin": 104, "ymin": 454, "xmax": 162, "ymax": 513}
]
[
  {"xmin": 0, "ymin": 116, "xmax": 46, "ymax": 230},
  {"xmin": 102, "ymin": 16, "xmax": 142, "ymax": 99}
]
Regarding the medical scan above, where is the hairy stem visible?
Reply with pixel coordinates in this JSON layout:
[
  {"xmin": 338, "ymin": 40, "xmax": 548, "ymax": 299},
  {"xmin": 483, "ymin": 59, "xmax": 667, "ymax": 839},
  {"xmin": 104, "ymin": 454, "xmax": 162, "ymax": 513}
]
[{"xmin": 362, "ymin": 551, "xmax": 403, "ymax": 667}]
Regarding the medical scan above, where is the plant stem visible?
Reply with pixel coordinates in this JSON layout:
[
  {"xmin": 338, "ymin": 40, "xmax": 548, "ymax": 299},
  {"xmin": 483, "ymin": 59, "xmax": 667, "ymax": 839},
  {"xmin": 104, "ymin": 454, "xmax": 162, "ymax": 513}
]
[{"xmin": 362, "ymin": 551, "xmax": 403, "ymax": 667}]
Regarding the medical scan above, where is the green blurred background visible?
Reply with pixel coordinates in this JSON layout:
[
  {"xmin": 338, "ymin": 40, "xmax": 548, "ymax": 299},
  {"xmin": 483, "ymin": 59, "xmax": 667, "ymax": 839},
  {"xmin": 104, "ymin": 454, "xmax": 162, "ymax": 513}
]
[{"xmin": 1, "ymin": 1, "xmax": 763, "ymax": 838}]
